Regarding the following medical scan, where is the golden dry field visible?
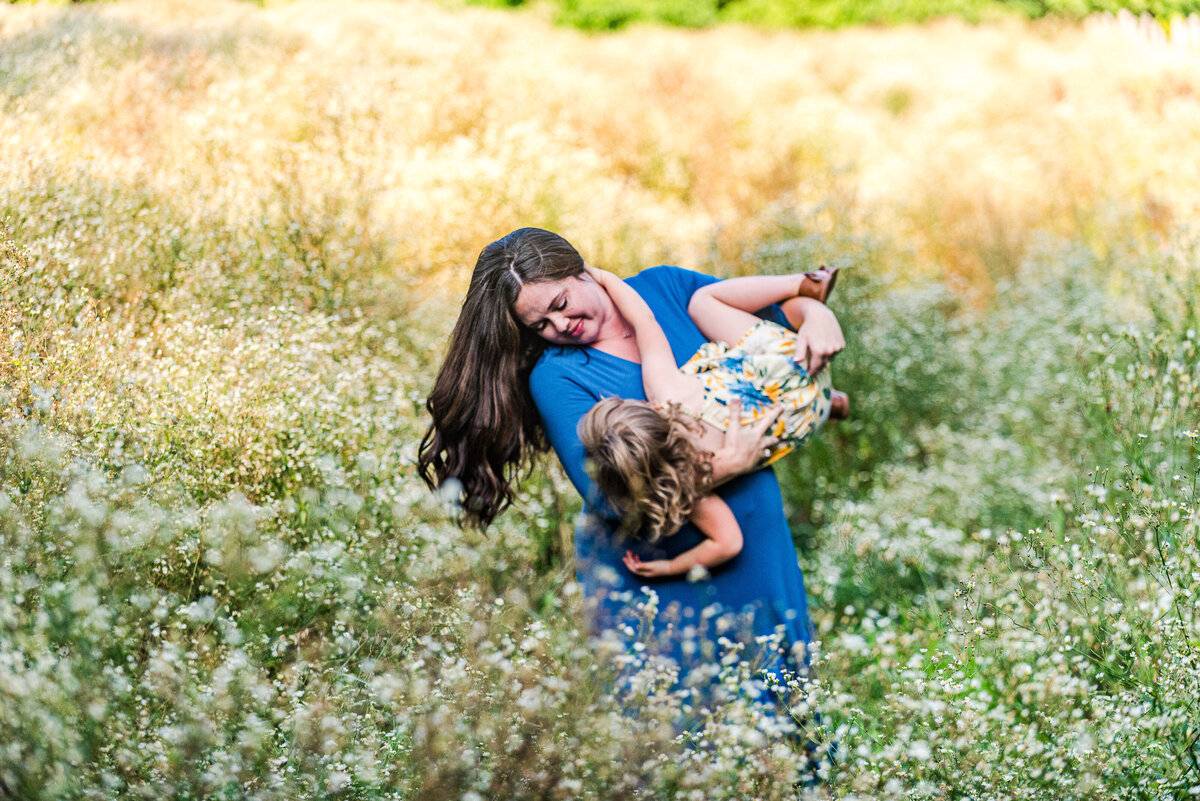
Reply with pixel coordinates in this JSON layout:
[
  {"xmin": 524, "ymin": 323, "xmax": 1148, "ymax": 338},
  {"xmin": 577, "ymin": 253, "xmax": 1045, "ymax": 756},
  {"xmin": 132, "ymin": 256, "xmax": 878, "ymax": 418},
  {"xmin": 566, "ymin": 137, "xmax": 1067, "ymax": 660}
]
[
  {"xmin": 2, "ymin": 1, "xmax": 1199, "ymax": 798},
  {"xmin": 4, "ymin": 1, "xmax": 1200, "ymax": 293}
]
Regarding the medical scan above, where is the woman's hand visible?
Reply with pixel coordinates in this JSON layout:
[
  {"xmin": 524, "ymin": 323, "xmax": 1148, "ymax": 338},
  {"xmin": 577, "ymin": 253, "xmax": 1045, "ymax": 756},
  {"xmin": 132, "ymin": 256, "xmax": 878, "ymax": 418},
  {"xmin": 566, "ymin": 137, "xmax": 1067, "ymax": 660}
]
[
  {"xmin": 789, "ymin": 297, "xmax": 845, "ymax": 375},
  {"xmin": 709, "ymin": 399, "xmax": 781, "ymax": 484}
]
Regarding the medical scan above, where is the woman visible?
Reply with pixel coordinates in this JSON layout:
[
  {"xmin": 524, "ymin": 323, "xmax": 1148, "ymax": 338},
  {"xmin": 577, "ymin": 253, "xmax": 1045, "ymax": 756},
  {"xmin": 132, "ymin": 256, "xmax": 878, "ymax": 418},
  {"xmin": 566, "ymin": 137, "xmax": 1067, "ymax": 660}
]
[{"xmin": 418, "ymin": 228, "xmax": 844, "ymax": 677}]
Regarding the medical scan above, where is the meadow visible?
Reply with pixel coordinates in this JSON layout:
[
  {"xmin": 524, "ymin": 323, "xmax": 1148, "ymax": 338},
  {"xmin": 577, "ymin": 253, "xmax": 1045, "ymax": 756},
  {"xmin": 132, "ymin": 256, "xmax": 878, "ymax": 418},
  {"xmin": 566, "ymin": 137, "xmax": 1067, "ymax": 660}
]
[{"xmin": 1, "ymin": 0, "xmax": 1199, "ymax": 798}]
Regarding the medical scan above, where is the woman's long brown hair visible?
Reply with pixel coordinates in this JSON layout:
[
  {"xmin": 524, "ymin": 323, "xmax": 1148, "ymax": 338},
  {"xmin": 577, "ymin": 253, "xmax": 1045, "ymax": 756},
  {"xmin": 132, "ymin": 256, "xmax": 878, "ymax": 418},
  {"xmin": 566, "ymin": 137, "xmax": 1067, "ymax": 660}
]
[{"xmin": 418, "ymin": 228, "xmax": 585, "ymax": 527}]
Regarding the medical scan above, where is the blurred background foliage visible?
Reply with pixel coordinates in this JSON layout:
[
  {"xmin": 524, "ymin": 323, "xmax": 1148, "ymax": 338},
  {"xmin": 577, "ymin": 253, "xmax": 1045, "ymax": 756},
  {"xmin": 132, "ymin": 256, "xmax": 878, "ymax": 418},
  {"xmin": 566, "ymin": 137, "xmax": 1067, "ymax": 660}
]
[{"xmin": 470, "ymin": 0, "xmax": 1200, "ymax": 31}]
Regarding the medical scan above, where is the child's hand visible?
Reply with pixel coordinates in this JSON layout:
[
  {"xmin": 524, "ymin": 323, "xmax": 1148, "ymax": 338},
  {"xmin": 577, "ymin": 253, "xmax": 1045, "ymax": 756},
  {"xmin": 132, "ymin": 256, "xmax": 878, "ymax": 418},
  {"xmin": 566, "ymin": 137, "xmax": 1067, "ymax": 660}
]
[
  {"xmin": 583, "ymin": 264, "xmax": 617, "ymax": 288},
  {"xmin": 792, "ymin": 302, "xmax": 845, "ymax": 375},
  {"xmin": 623, "ymin": 550, "xmax": 674, "ymax": 578}
]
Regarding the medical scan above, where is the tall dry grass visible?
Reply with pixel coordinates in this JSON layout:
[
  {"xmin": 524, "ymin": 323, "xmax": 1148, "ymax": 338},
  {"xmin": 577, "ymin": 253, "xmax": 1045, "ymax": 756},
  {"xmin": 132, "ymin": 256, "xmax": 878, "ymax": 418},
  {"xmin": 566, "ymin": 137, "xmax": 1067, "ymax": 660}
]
[{"xmin": 4, "ymin": 0, "xmax": 1199, "ymax": 300}]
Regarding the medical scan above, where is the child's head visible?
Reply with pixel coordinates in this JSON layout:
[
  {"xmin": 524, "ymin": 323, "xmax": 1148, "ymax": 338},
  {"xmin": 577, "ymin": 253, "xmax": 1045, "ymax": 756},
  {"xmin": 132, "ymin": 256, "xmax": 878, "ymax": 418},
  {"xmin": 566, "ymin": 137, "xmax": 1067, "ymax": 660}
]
[{"xmin": 578, "ymin": 397, "xmax": 712, "ymax": 541}]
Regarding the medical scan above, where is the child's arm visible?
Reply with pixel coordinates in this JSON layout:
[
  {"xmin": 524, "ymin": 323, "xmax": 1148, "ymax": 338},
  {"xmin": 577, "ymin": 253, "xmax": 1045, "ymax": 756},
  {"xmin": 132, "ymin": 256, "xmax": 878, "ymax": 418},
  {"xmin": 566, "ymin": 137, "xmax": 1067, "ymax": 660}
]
[
  {"xmin": 621, "ymin": 494, "xmax": 743, "ymax": 578},
  {"xmin": 585, "ymin": 265, "xmax": 692, "ymax": 403}
]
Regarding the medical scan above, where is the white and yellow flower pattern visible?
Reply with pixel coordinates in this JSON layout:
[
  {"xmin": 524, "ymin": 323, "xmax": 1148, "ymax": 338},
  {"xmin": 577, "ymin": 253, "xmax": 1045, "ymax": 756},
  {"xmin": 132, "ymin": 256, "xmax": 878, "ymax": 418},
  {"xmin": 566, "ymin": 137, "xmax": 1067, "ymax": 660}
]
[{"xmin": 680, "ymin": 320, "xmax": 834, "ymax": 465}]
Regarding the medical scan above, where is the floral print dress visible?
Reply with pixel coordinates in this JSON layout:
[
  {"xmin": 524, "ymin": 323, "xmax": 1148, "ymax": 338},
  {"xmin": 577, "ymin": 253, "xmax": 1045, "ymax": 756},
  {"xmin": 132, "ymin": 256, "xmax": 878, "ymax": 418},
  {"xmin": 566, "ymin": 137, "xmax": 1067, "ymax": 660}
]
[{"xmin": 679, "ymin": 319, "xmax": 834, "ymax": 466}]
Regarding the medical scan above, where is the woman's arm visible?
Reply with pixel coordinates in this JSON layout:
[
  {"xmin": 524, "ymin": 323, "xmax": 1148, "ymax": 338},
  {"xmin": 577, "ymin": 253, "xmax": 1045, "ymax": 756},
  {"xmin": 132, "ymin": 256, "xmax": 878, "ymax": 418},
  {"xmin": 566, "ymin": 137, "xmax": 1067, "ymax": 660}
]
[
  {"xmin": 707, "ymin": 398, "xmax": 781, "ymax": 484},
  {"xmin": 621, "ymin": 494, "xmax": 743, "ymax": 578}
]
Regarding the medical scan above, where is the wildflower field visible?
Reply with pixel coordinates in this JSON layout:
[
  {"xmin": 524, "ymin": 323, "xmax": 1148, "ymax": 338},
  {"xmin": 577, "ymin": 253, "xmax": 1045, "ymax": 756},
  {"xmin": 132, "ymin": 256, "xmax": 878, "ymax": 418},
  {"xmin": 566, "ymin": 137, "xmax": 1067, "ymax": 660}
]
[{"xmin": 2, "ymin": 0, "xmax": 1199, "ymax": 798}]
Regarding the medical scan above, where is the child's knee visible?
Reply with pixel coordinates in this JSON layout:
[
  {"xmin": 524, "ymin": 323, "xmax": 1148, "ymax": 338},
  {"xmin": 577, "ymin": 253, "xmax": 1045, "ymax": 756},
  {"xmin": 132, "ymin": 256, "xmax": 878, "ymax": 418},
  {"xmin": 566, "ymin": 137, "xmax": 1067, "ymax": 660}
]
[{"xmin": 780, "ymin": 296, "xmax": 806, "ymax": 330}]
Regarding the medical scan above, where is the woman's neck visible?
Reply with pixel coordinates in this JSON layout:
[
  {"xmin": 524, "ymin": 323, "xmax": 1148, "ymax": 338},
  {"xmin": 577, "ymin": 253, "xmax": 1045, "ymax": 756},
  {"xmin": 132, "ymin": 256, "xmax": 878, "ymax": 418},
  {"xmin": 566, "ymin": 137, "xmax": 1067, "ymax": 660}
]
[{"xmin": 590, "ymin": 308, "xmax": 640, "ymax": 361}]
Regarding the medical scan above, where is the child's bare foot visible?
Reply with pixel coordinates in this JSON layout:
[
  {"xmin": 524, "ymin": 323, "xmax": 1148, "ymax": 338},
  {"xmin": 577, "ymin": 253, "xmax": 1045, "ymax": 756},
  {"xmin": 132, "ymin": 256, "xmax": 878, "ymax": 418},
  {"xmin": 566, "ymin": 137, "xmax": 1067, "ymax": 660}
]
[{"xmin": 829, "ymin": 390, "xmax": 849, "ymax": 420}]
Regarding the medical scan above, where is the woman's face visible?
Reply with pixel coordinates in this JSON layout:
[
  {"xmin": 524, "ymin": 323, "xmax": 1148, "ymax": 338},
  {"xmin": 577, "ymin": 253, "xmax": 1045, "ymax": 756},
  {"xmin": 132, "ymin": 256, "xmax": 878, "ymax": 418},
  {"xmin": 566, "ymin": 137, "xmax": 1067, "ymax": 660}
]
[{"xmin": 512, "ymin": 273, "xmax": 612, "ymax": 346}]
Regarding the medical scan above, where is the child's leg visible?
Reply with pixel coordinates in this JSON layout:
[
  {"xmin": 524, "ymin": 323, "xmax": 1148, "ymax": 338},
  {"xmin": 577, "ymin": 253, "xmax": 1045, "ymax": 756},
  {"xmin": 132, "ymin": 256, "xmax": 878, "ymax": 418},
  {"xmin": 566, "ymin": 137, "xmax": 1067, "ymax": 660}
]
[
  {"xmin": 690, "ymin": 271, "xmax": 835, "ymax": 344},
  {"xmin": 688, "ymin": 292, "xmax": 769, "ymax": 346},
  {"xmin": 690, "ymin": 274, "xmax": 804, "ymax": 315},
  {"xmin": 780, "ymin": 295, "xmax": 807, "ymax": 330}
]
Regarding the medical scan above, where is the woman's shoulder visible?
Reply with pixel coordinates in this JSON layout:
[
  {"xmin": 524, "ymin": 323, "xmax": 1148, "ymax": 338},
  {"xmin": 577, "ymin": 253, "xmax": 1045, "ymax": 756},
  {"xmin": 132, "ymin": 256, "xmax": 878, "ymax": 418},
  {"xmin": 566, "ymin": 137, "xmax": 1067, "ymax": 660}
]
[
  {"xmin": 628, "ymin": 264, "xmax": 718, "ymax": 302},
  {"xmin": 628, "ymin": 264, "xmax": 698, "ymax": 286},
  {"xmin": 628, "ymin": 264, "xmax": 677, "ymax": 282}
]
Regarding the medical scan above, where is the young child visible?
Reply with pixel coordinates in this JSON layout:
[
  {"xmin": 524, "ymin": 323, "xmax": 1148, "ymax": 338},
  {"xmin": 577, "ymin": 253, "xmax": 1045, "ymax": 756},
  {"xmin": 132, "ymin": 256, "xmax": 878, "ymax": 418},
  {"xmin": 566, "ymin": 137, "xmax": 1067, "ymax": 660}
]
[{"xmin": 578, "ymin": 266, "xmax": 847, "ymax": 578}]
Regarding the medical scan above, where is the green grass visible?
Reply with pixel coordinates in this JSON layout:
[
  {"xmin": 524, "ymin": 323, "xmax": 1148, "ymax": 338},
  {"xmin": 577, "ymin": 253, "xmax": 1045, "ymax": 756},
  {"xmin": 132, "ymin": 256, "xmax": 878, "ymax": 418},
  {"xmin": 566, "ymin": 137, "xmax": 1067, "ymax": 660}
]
[{"xmin": 464, "ymin": 0, "xmax": 1200, "ymax": 30}]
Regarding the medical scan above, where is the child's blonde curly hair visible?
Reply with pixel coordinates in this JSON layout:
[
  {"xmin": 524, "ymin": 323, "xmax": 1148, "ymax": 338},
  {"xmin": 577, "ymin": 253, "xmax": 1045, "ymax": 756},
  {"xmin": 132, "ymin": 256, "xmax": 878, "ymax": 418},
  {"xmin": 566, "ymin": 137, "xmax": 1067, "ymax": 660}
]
[{"xmin": 578, "ymin": 397, "xmax": 714, "ymax": 541}]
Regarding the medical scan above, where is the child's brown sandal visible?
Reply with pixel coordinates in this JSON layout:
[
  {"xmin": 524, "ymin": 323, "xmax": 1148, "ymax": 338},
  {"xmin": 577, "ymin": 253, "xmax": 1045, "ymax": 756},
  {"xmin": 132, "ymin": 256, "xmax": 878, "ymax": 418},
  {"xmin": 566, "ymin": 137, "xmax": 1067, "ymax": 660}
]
[{"xmin": 797, "ymin": 266, "xmax": 839, "ymax": 304}]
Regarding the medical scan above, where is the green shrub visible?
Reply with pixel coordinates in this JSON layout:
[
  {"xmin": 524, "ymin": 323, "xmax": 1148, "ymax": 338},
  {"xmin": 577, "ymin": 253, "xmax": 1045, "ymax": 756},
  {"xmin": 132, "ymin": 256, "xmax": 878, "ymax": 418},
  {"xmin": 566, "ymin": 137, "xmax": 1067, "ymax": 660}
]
[{"xmin": 466, "ymin": 0, "xmax": 1200, "ymax": 31}]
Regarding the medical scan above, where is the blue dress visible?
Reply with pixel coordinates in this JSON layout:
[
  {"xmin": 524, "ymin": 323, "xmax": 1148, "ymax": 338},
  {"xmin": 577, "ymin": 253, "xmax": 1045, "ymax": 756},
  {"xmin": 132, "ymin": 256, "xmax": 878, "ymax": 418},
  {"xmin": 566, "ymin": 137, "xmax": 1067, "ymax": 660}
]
[{"xmin": 529, "ymin": 266, "xmax": 814, "ymax": 679}]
